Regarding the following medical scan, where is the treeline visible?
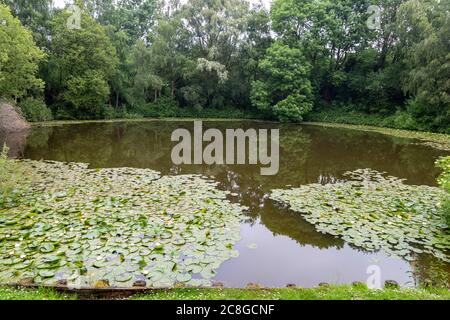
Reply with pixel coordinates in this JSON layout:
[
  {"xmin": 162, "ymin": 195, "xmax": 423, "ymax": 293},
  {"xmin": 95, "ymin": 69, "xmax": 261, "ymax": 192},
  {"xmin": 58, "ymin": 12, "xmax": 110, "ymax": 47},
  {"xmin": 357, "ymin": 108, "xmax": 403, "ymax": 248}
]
[{"xmin": 0, "ymin": 0, "xmax": 448, "ymax": 132}]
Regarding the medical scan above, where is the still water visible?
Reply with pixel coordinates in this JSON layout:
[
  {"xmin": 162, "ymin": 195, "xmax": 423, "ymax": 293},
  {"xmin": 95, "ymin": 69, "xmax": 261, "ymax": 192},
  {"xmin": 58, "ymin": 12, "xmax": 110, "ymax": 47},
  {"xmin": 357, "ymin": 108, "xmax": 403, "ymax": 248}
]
[{"xmin": 2, "ymin": 120, "xmax": 449, "ymax": 287}]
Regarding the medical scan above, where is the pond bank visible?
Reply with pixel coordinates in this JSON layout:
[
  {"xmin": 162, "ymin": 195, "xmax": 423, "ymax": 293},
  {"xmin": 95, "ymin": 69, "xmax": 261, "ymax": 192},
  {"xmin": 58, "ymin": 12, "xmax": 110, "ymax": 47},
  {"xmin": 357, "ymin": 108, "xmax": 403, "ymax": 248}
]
[{"xmin": 1, "ymin": 285, "xmax": 449, "ymax": 300}]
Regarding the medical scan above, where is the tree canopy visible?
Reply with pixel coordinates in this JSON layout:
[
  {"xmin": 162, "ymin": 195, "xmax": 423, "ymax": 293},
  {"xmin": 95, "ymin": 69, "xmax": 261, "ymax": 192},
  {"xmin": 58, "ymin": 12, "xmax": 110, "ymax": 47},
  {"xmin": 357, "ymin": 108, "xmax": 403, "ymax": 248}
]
[
  {"xmin": 0, "ymin": 0, "xmax": 448, "ymax": 132},
  {"xmin": 0, "ymin": 3, "xmax": 45, "ymax": 101}
]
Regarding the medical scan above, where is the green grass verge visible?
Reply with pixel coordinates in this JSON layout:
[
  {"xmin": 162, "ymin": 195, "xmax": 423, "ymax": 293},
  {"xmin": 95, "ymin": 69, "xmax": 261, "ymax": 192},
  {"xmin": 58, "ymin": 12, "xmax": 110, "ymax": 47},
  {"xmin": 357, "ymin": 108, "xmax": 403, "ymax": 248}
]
[
  {"xmin": 0, "ymin": 286, "xmax": 76, "ymax": 300},
  {"xmin": 131, "ymin": 286, "xmax": 450, "ymax": 300},
  {"xmin": 1, "ymin": 285, "xmax": 449, "ymax": 300}
]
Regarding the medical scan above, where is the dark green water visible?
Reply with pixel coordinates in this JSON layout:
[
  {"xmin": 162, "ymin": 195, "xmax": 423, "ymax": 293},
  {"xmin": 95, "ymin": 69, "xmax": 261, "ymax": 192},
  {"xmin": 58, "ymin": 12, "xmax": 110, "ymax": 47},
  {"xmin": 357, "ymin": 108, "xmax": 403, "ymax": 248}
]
[{"xmin": 2, "ymin": 121, "xmax": 449, "ymax": 287}]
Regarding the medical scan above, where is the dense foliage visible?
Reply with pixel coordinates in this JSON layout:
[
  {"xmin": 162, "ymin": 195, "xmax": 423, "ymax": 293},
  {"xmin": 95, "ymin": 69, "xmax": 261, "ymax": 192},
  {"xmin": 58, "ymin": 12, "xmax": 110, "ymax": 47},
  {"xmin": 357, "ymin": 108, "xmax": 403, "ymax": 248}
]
[
  {"xmin": 18, "ymin": 97, "xmax": 53, "ymax": 122},
  {"xmin": 0, "ymin": 4, "xmax": 44, "ymax": 101},
  {"xmin": 0, "ymin": 0, "xmax": 448, "ymax": 131}
]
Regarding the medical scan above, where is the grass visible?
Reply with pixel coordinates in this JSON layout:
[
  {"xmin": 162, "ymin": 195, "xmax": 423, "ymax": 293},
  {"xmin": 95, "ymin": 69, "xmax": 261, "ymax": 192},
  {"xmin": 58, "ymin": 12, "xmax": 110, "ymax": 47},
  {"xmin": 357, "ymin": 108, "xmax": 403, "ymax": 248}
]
[
  {"xmin": 0, "ymin": 286, "xmax": 76, "ymax": 300},
  {"xmin": 1, "ymin": 285, "xmax": 448, "ymax": 300},
  {"xmin": 132, "ymin": 286, "xmax": 450, "ymax": 300}
]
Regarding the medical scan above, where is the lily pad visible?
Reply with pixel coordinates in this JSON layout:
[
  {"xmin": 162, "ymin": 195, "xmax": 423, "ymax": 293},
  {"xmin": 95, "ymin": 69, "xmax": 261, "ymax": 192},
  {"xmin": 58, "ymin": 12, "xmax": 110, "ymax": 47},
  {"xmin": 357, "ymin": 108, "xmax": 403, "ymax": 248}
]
[
  {"xmin": 0, "ymin": 160, "xmax": 244, "ymax": 288},
  {"xmin": 270, "ymin": 169, "xmax": 450, "ymax": 263}
]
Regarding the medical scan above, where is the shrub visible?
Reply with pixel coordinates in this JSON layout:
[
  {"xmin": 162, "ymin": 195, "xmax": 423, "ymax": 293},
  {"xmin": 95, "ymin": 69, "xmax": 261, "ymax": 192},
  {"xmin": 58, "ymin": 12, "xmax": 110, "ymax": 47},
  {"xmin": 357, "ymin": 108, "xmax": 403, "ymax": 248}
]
[
  {"xmin": 134, "ymin": 97, "xmax": 180, "ymax": 118},
  {"xmin": 436, "ymin": 156, "xmax": 450, "ymax": 227},
  {"xmin": 122, "ymin": 112, "xmax": 143, "ymax": 119},
  {"xmin": 273, "ymin": 94, "xmax": 313, "ymax": 122},
  {"xmin": 382, "ymin": 111, "xmax": 418, "ymax": 130},
  {"xmin": 307, "ymin": 105, "xmax": 422, "ymax": 131},
  {"xmin": 103, "ymin": 106, "xmax": 143, "ymax": 119},
  {"xmin": 19, "ymin": 97, "xmax": 53, "ymax": 122},
  {"xmin": 103, "ymin": 106, "xmax": 117, "ymax": 119}
]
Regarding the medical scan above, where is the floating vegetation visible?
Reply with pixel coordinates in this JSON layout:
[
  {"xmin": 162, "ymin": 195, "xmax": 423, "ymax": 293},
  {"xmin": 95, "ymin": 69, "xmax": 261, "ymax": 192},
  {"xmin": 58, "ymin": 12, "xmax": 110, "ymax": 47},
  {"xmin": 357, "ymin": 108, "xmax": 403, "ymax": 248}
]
[
  {"xmin": 270, "ymin": 169, "xmax": 450, "ymax": 262},
  {"xmin": 0, "ymin": 160, "xmax": 244, "ymax": 288}
]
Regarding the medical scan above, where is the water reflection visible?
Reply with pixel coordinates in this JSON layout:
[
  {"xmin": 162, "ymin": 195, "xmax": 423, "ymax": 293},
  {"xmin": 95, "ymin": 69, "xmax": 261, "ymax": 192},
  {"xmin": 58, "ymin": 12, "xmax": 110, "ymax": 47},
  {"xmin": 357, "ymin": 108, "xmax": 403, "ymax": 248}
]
[
  {"xmin": 0, "ymin": 128, "xmax": 30, "ymax": 158},
  {"xmin": 1, "ymin": 121, "xmax": 448, "ymax": 287}
]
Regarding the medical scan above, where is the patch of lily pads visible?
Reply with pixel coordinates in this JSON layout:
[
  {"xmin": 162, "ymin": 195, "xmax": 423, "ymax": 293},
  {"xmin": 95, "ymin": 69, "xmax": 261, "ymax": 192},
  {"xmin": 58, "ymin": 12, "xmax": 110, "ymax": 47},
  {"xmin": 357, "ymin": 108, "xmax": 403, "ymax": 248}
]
[
  {"xmin": 270, "ymin": 169, "xmax": 450, "ymax": 262},
  {"xmin": 0, "ymin": 160, "xmax": 245, "ymax": 288}
]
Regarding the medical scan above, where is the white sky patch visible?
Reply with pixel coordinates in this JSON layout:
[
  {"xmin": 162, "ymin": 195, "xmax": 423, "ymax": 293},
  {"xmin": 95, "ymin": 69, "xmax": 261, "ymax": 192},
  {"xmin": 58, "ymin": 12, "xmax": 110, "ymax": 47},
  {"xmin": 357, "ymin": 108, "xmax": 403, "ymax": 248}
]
[{"xmin": 53, "ymin": 0, "xmax": 67, "ymax": 9}]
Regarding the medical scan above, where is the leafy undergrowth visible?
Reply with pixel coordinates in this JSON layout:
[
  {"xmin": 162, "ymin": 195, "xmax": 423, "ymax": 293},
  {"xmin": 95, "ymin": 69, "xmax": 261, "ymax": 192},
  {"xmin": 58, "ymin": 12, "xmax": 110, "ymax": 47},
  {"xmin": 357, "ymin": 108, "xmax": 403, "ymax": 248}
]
[
  {"xmin": 0, "ymin": 285, "xmax": 448, "ymax": 300},
  {"xmin": 271, "ymin": 169, "xmax": 450, "ymax": 262},
  {"xmin": 306, "ymin": 108, "xmax": 449, "ymax": 135},
  {"xmin": 0, "ymin": 160, "xmax": 244, "ymax": 288}
]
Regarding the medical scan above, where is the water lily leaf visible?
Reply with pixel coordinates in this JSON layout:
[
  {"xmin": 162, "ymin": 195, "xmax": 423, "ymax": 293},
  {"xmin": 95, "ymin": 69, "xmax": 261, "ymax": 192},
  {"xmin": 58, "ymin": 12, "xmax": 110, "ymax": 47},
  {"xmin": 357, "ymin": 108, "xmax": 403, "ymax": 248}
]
[{"xmin": 0, "ymin": 160, "xmax": 244, "ymax": 288}]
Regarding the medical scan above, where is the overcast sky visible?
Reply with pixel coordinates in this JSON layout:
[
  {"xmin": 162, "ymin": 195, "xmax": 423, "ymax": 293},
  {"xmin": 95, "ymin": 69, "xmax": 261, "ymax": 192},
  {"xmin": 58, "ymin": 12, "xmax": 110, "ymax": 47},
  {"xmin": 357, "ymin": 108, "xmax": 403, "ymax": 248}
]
[{"xmin": 53, "ymin": 0, "xmax": 272, "ymax": 10}]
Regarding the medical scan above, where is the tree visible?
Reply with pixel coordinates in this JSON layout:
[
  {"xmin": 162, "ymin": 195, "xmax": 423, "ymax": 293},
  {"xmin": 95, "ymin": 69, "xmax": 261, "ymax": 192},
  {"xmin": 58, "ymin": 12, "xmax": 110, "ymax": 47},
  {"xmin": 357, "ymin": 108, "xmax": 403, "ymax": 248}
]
[
  {"xmin": 251, "ymin": 41, "xmax": 313, "ymax": 122},
  {"xmin": 0, "ymin": 3, "xmax": 45, "ymax": 101},
  {"xmin": 125, "ymin": 40, "xmax": 162, "ymax": 107},
  {"xmin": 396, "ymin": 0, "xmax": 450, "ymax": 132},
  {"xmin": 46, "ymin": 8, "xmax": 118, "ymax": 118},
  {"xmin": 2, "ymin": 0, "xmax": 52, "ymax": 48},
  {"xmin": 271, "ymin": 0, "xmax": 373, "ymax": 101},
  {"xmin": 147, "ymin": 5, "xmax": 191, "ymax": 101},
  {"xmin": 64, "ymin": 71, "xmax": 110, "ymax": 118},
  {"xmin": 115, "ymin": 0, "xmax": 160, "ymax": 42},
  {"xmin": 175, "ymin": 0, "xmax": 252, "ymax": 109}
]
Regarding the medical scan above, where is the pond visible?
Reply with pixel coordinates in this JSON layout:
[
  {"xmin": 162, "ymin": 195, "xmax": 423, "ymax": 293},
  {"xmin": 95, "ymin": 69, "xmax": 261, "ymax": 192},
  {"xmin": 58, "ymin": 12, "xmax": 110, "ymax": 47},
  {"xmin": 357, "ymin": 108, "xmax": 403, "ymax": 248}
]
[{"xmin": 1, "ymin": 120, "xmax": 449, "ymax": 287}]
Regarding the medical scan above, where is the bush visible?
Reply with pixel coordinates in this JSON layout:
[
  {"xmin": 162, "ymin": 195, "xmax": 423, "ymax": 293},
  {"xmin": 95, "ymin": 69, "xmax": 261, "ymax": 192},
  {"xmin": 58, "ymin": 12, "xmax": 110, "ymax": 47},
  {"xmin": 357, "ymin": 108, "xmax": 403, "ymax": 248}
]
[
  {"xmin": 102, "ymin": 106, "xmax": 143, "ymax": 119},
  {"xmin": 382, "ymin": 111, "xmax": 418, "ymax": 130},
  {"xmin": 19, "ymin": 97, "xmax": 53, "ymax": 122},
  {"xmin": 134, "ymin": 97, "xmax": 180, "ymax": 118},
  {"xmin": 273, "ymin": 94, "xmax": 313, "ymax": 122},
  {"xmin": 173, "ymin": 106, "xmax": 253, "ymax": 119},
  {"xmin": 307, "ymin": 104, "xmax": 423, "ymax": 131},
  {"xmin": 436, "ymin": 156, "xmax": 450, "ymax": 227}
]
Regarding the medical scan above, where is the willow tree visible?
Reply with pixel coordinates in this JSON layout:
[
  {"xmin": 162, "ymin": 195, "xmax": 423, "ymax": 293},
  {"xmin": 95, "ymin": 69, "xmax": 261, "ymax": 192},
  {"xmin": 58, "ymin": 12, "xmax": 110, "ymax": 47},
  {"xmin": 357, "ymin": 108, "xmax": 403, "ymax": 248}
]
[{"xmin": 396, "ymin": 0, "xmax": 450, "ymax": 132}]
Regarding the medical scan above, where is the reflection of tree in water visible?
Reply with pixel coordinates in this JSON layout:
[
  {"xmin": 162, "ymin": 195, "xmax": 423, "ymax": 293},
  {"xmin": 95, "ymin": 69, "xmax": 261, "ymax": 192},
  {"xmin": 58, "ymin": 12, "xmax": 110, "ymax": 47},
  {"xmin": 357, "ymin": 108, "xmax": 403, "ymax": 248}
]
[
  {"xmin": 300, "ymin": 125, "xmax": 447, "ymax": 186},
  {"xmin": 259, "ymin": 201, "xmax": 344, "ymax": 249},
  {"xmin": 408, "ymin": 253, "xmax": 450, "ymax": 287},
  {"xmin": 0, "ymin": 128, "xmax": 30, "ymax": 157},
  {"xmin": 25, "ymin": 126, "xmax": 54, "ymax": 149}
]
